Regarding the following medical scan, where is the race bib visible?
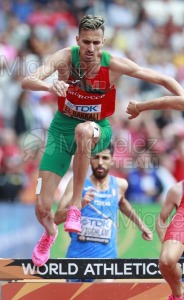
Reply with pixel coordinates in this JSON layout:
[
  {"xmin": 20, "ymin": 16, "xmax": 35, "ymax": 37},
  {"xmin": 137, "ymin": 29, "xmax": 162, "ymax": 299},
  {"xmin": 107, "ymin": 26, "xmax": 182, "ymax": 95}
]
[
  {"xmin": 63, "ymin": 99, "xmax": 102, "ymax": 121},
  {"xmin": 77, "ymin": 216, "xmax": 112, "ymax": 244}
]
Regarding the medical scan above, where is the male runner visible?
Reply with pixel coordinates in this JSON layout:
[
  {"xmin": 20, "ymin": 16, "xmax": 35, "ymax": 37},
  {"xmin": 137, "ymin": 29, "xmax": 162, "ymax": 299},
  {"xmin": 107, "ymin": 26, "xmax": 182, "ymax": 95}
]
[
  {"xmin": 54, "ymin": 142, "xmax": 153, "ymax": 281},
  {"xmin": 22, "ymin": 15, "xmax": 184, "ymax": 267}
]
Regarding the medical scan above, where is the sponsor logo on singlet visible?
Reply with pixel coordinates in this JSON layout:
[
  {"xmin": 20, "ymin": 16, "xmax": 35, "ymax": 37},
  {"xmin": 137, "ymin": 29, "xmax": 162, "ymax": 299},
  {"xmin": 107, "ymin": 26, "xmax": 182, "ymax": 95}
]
[{"xmin": 63, "ymin": 99, "xmax": 102, "ymax": 121}]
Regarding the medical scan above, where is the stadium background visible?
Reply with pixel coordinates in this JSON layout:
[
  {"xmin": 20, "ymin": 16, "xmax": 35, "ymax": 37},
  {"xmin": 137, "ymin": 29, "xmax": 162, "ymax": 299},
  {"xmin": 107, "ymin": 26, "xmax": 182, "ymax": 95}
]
[{"xmin": 0, "ymin": 202, "xmax": 169, "ymax": 259}]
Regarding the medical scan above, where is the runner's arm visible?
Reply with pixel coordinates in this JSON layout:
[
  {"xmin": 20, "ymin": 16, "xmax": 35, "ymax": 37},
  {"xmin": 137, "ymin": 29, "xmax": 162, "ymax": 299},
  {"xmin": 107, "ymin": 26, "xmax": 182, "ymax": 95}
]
[
  {"xmin": 110, "ymin": 56, "xmax": 184, "ymax": 96},
  {"xmin": 156, "ymin": 185, "xmax": 181, "ymax": 243},
  {"xmin": 22, "ymin": 48, "xmax": 71, "ymax": 96},
  {"xmin": 126, "ymin": 97, "xmax": 184, "ymax": 120},
  {"xmin": 117, "ymin": 177, "xmax": 153, "ymax": 241}
]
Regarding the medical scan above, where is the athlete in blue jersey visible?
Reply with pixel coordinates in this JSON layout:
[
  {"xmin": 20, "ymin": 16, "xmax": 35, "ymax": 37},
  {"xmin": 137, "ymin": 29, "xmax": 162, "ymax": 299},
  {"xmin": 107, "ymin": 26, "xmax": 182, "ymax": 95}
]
[{"xmin": 55, "ymin": 142, "xmax": 153, "ymax": 282}]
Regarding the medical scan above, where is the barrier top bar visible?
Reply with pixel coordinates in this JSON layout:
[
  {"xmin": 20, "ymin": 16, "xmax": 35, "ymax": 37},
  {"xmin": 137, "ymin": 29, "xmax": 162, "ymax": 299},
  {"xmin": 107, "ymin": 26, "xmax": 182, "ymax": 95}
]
[{"xmin": 0, "ymin": 258, "xmax": 171, "ymax": 281}]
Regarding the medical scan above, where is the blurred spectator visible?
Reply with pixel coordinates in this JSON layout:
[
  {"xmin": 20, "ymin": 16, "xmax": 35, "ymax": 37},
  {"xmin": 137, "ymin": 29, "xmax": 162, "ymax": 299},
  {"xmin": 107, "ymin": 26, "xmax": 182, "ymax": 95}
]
[
  {"xmin": 106, "ymin": 0, "xmax": 136, "ymax": 28},
  {"xmin": 0, "ymin": 128, "xmax": 26, "ymax": 202},
  {"xmin": 27, "ymin": 91, "xmax": 57, "ymax": 129},
  {"xmin": 154, "ymin": 14, "xmax": 183, "ymax": 49},
  {"xmin": 12, "ymin": 0, "xmax": 33, "ymax": 23},
  {"xmin": 55, "ymin": 21, "xmax": 78, "ymax": 50},
  {"xmin": 14, "ymin": 90, "xmax": 33, "ymax": 137},
  {"xmin": 26, "ymin": 24, "xmax": 56, "ymax": 59},
  {"xmin": 125, "ymin": 151, "xmax": 163, "ymax": 204},
  {"xmin": 0, "ymin": 114, "xmax": 4, "ymax": 129},
  {"xmin": 28, "ymin": 1, "xmax": 77, "ymax": 28},
  {"xmin": 156, "ymin": 152, "xmax": 176, "ymax": 202},
  {"xmin": 112, "ymin": 115, "xmax": 156, "ymax": 178},
  {"xmin": 154, "ymin": 109, "xmax": 174, "ymax": 130}
]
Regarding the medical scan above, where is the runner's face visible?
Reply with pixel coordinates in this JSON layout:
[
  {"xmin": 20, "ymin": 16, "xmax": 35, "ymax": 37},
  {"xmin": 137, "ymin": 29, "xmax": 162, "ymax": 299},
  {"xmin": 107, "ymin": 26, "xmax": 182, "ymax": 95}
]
[
  {"xmin": 76, "ymin": 29, "xmax": 104, "ymax": 63},
  {"xmin": 90, "ymin": 149, "xmax": 113, "ymax": 179}
]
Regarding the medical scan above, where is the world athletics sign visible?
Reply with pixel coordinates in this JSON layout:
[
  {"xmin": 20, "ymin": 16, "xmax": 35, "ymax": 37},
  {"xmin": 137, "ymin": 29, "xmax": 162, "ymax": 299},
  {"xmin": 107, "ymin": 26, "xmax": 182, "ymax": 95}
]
[{"xmin": 1, "ymin": 258, "xmax": 184, "ymax": 280}]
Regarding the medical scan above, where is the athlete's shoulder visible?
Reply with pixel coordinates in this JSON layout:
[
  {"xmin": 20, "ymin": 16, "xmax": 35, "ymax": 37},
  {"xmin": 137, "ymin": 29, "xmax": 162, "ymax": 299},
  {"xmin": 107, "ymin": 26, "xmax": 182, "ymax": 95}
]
[
  {"xmin": 113, "ymin": 176, "xmax": 128, "ymax": 192},
  {"xmin": 50, "ymin": 47, "xmax": 72, "ymax": 66},
  {"xmin": 167, "ymin": 181, "xmax": 182, "ymax": 206},
  {"xmin": 109, "ymin": 54, "xmax": 138, "ymax": 72},
  {"xmin": 169, "ymin": 181, "xmax": 182, "ymax": 196},
  {"xmin": 100, "ymin": 50, "xmax": 111, "ymax": 67},
  {"xmin": 109, "ymin": 53, "xmax": 126, "ymax": 64}
]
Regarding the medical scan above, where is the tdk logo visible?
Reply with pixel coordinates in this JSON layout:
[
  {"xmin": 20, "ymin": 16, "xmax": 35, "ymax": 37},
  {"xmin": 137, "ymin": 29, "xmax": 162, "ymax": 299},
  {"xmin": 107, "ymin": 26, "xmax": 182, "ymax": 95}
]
[
  {"xmin": 65, "ymin": 99, "xmax": 101, "ymax": 112},
  {"xmin": 75, "ymin": 105, "xmax": 98, "ymax": 112}
]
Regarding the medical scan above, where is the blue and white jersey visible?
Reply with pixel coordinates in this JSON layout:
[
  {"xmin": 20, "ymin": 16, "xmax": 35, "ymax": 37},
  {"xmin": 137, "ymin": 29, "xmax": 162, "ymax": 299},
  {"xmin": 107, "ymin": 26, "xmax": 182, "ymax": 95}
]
[{"xmin": 66, "ymin": 175, "xmax": 119, "ymax": 258}]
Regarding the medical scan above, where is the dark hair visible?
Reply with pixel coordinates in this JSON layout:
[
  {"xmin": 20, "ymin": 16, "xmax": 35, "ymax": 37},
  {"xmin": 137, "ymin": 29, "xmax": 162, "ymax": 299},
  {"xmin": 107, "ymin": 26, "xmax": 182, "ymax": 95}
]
[
  {"xmin": 79, "ymin": 15, "xmax": 105, "ymax": 34},
  {"xmin": 107, "ymin": 141, "xmax": 114, "ymax": 156}
]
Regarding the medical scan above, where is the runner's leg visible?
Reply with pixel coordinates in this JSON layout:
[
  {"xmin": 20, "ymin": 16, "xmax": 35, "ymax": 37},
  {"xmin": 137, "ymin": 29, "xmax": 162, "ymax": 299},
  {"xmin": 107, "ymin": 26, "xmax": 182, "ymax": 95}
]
[
  {"xmin": 35, "ymin": 170, "xmax": 62, "ymax": 236},
  {"xmin": 159, "ymin": 240, "xmax": 184, "ymax": 298},
  {"xmin": 32, "ymin": 170, "xmax": 62, "ymax": 266},
  {"xmin": 64, "ymin": 121, "xmax": 100, "ymax": 232},
  {"xmin": 71, "ymin": 121, "xmax": 100, "ymax": 209}
]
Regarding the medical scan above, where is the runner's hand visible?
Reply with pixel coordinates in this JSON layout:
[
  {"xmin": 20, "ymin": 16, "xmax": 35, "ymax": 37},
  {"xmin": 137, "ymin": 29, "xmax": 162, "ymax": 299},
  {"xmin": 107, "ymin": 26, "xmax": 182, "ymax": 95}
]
[
  {"xmin": 82, "ymin": 189, "xmax": 95, "ymax": 207},
  {"xmin": 49, "ymin": 80, "xmax": 69, "ymax": 97},
  {"xmin": 141, "ymin": 227, "xmax": 153, "ymax": 241},
  {"xmin": 126, "ymin": 100, "xmax": 140, "ymax": 119}
]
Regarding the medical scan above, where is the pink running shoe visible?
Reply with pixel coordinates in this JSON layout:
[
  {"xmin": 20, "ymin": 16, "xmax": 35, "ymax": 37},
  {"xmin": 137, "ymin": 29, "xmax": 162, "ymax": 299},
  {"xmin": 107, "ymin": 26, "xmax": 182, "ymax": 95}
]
[
  {"xmin": 32, "ymin": 225, "xmax": 58, "ymax": 267},
  {"xmin": 168, "ymin": 294, "xmax": 184, "ymax": 300},
  {"xmin": 64, "ymin": 205, "xmax": 81, "ymax": 233}
]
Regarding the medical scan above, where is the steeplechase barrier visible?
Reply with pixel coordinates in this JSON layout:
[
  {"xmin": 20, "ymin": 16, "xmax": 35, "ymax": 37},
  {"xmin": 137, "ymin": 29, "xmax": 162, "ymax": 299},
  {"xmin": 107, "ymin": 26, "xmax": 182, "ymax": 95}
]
[{"xmin": 1, "ymin": 258, "xmax": 182, "ymax": 299}]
